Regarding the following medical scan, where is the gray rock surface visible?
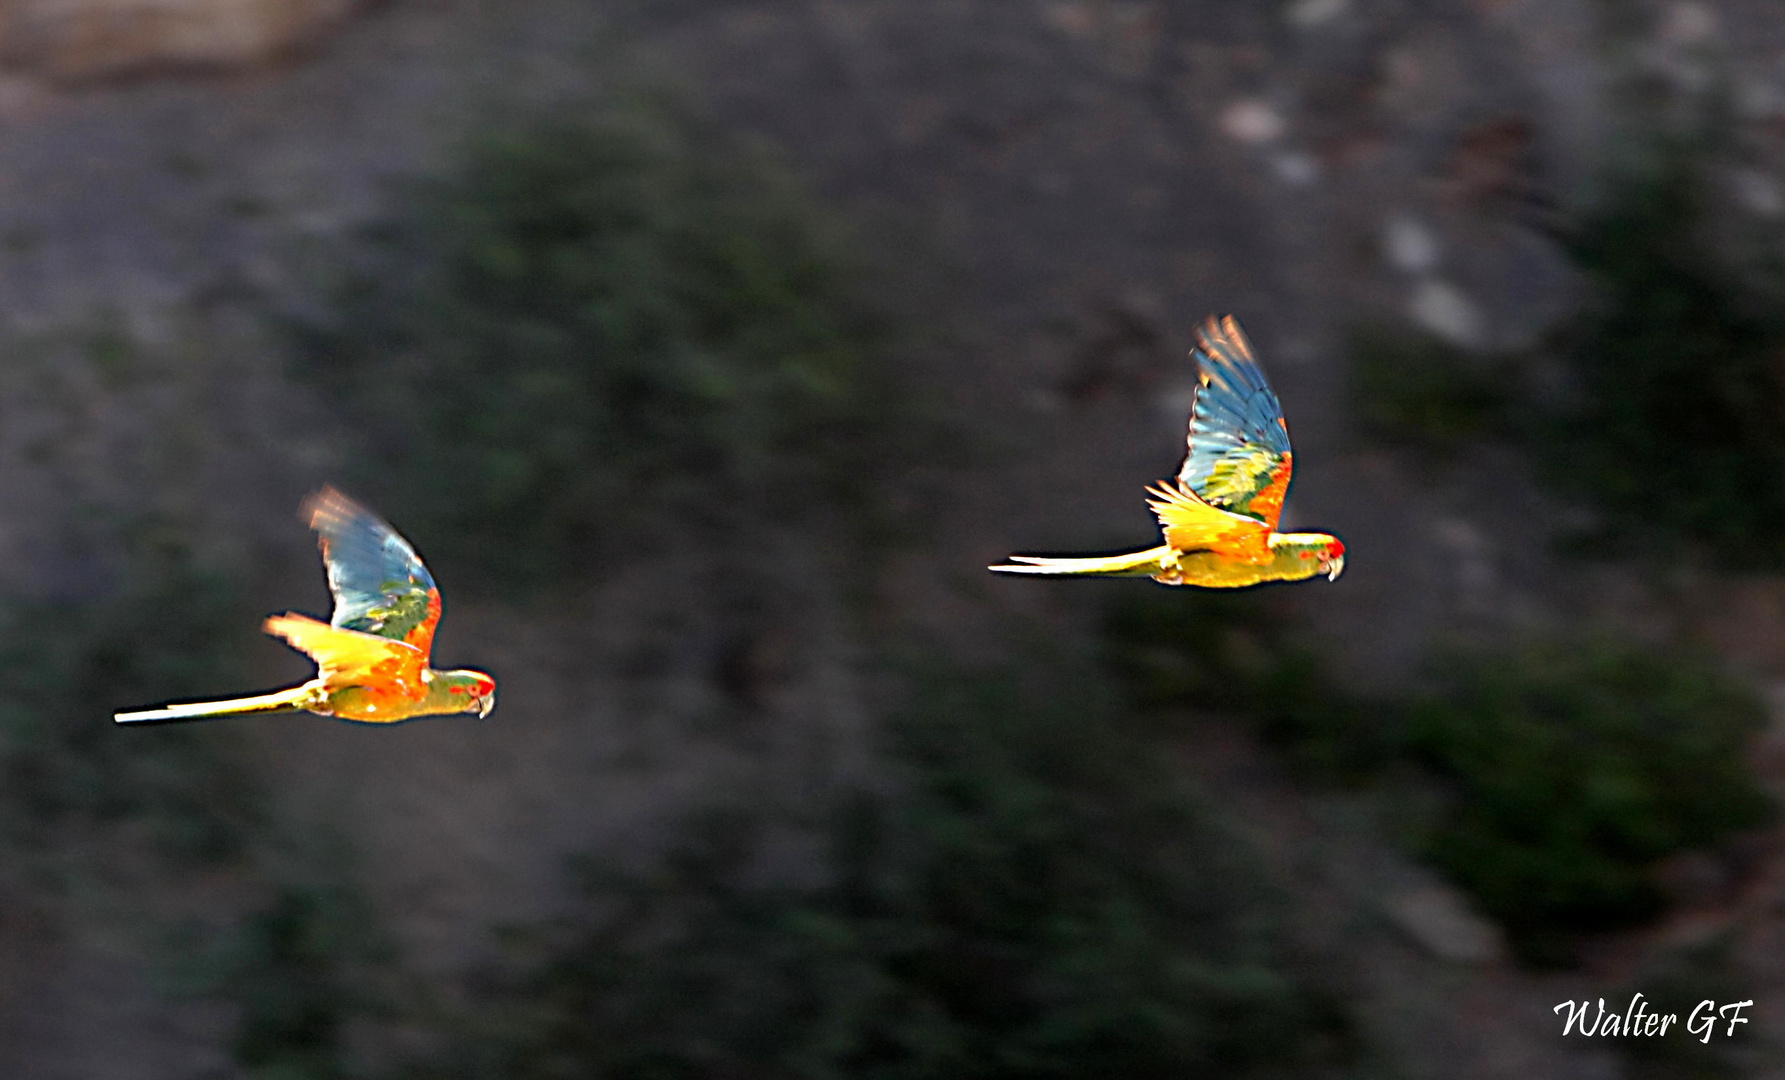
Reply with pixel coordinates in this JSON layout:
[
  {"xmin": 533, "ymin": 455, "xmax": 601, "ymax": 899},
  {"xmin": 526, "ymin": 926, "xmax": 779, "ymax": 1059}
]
[{"xmin": 0, "ymin": 0, "xmax": 362, "ymax": 81}]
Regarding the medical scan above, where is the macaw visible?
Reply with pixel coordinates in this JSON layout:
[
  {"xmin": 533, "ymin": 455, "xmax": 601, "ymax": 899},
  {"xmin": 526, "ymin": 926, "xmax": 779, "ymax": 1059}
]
[
  {"xmin": 990, "ymin": 315, "xmax": 1345, "ymax": 588},
  {"xmin": 115, "ymin": 487, "xmax": 496, "ymax": 725}
]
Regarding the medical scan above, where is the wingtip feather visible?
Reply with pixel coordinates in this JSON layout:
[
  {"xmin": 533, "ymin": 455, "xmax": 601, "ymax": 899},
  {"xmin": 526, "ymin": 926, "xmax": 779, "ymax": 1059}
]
[
  {"xmin": 301, "ymin": 484, "xmax": 337, "ymax": 524},
  {"xmin": 1197, "ymin": 313, "xmax": 1244, "ymax": 348},
  {"xmin": 304, "ymin": 486, "xmax": 397, "ymax": 543},
  {"xmin": 262, "ymin": 611, "xmax": 326, "ymax": 637}
]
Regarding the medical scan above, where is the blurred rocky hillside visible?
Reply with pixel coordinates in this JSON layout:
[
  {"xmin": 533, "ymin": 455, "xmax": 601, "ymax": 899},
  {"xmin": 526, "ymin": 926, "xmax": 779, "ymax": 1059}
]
[
  {"xmin": 0, "ymin": 1, "xmax": 1784, "ymax": 1078},
  {"xmin": 0, "ymin": 0, "xmax": 361, "ymax": 80}
]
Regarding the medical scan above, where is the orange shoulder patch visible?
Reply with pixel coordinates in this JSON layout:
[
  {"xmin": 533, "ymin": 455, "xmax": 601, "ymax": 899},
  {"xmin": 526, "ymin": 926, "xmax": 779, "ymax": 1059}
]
[{"xmin": 1246, "ymin": 453, "xmax": 1292, "ymax": 530}]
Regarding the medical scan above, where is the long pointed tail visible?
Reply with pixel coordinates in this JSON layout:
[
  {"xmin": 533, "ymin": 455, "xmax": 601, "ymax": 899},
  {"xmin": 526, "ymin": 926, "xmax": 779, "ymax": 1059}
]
[
  {"xmin": 988, "ymin": 545, "xmax": 1170, "ymax": 578},
  {"xmin": 114, "ymin": 684, "xmax": 316, "ymax": 726}
]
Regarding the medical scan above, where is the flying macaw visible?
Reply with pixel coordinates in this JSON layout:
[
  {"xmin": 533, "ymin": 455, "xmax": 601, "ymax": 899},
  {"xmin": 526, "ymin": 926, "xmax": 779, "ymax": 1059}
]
[
  {"xmin": 115, "ymin": 487, "xmax": 496, "ymax": 725},
  {"xmin": 990, "ymin": 315, "xmax": 1345, "ymax": 588}
]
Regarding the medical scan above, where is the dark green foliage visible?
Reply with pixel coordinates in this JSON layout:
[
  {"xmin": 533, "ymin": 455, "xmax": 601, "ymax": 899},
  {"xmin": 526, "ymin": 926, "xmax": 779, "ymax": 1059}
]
[
  {"xmin": 0, "ymin": 521, "xmax": 260, "ymax": 864},
  {"xmin": 217, "ymin": 880, "xmax": 389, "ymax": 1080},
  {"xmin": 163, "ymin": 842, "xmax": 393, "ymax": 1080},
  {"xmin": 1103, "ymin": 591, "xmax": 1399, "ymax": 782},
  {"xmin": 1102, "ymin": 595, "xmax": 1774, "ymax": 967},
  {"xmin": 1407, "ymin": 641, "xmax": 1772, "ymax": 966},
  {"xmin": 1346, "ymin": 326, "xmax": 1511, "ymax": 453},
  {"xmin": 428, "ymin": 667, "xmax": 1355, "ymax": 1079},
  {"xmin": 1540, "ymin": 153, "xmax": 1785, "ymax": 565},
  {"xmin": 292, "ymin": 101, "xmax": 906, "ymax": 591}
]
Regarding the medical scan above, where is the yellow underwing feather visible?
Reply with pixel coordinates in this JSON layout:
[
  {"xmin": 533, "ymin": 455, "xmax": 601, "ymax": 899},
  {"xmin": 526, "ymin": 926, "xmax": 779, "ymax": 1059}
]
[
  {"xmin": 1145, "ymin": 481, "xmax": 1272, "ymax": 564},
  {"xmin": 263, "ymin": 613, "xmax": 425, "ymax": 686}
]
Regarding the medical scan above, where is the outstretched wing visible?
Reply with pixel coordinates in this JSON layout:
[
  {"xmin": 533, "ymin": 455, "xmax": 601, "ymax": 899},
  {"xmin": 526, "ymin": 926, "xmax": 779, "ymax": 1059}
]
[
  {"xmin": 1147, "ymin": 481, "xmax": 1272, "ymax": 564},
  {"xmin": 264, "ymin": 613, "xmax": 426, "ymax": 691},
  {"xmin": 1175, "ymin": 316, "xmax": 1294, "ymax": 529},
  {"xmin": 303, "ymin": 487, "xmax": 442, "ymax": 658}
]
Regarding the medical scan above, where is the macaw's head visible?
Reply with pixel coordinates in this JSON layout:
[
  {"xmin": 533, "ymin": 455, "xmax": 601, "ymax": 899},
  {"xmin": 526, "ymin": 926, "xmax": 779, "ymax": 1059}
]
[
  {"xmin": 440, "ymin": 669, "xmax": 498, "ymax": 718},
  {"xmin": 1271, "ymin": 532, "xmax": 1346, "ymax": 583},
  {"xmin": 1317, "ymin": 535, "xmax": 1345, "ymax": 582}
]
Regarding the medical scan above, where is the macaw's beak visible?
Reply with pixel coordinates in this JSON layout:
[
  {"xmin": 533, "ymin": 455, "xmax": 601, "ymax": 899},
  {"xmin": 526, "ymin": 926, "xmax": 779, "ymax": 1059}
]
[
  {"xmin": 478, "ymin": 691, "xmax": 496, "ymax": 719},
  {"xmin": 1327, "ymin": 554, "xmax": 1345, "ymax": 582}
]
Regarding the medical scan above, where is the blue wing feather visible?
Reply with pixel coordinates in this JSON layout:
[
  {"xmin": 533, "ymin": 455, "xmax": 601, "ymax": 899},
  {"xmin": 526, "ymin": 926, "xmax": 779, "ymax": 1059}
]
[
  {"xmin": 303, "ymin": 488, "xmax": 440, "ymax": 650},
  {"xmin": 1174, "ymin": 316, "xmax": 1293, "ymax": 525}
]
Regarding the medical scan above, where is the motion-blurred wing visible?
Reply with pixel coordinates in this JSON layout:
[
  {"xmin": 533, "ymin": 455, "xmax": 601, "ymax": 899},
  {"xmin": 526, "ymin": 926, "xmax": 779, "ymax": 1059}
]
[
  {"xmin": 264, "ymin": 613, "xmax": 425, "ymax": 688},
  {"xmin": 303, "ymin": 487, "xmax": 441, "ymax": 657},
  {"xmin": 1175, "ymin": 316, "xmax": 1294, "ymax": 529}
]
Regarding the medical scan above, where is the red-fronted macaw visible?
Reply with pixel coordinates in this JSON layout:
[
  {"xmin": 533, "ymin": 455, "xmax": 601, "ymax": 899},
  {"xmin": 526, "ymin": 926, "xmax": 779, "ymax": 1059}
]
[
  {"xmin": 115, "ymin": 487, "xmax": 496, "ymax": 725},
  {"xmin": 991, "ymin": 315, "xmax": 1345, "ymax": 588}
]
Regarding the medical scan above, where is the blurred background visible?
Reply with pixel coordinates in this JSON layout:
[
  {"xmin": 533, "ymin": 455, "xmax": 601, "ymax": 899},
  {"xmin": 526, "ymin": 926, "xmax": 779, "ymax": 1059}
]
[{"xmin": 2, "ymin": 0, "xmax": 1785, "ymax": 1077}]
